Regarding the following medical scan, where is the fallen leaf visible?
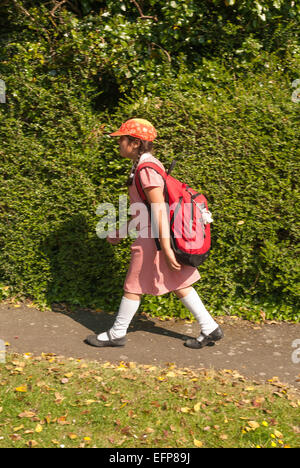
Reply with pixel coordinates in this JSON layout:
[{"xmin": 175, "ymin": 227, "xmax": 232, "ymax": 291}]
[
  {"xmin": 27, "ymin": 440, "xmax": 38, "ymax": 448},
  {"xmin": 57, "ymin": 416, "xmax": 70, "ymax": 425},
  {"xmin": 18, "ymin": 411, "xmax": 36, "ymax": 419},
  {"xmin": 252, "ymin": 397, "xmax": 264, "ymax": 407},
  {"xmin": 64, "ymin": 373, "xmax": 73, "ymax": 378},
  {"xmin": 15, "ymin": 385, "xmax": 27, "ymax": 393},
  {"xmin": 166, "ymin": 371, "xmax": 176, "ymax": 378},
  {"xmin": 68, "ymin": 433, "xmax": 78, "ymax": 440},
  {"xmin": 35, "ymin": 424, "xmax": 43, "ymax": 433},
  {"xmin": 121, "ymin": 426, "xmax": 132, "ymax": 435},
  {"xmin": 180, "ymin": 407, "xmax": 191, "ymax": 413},
  {"xmin": 54, "ymin": 392, "xmax": 65, "ymax": 404},
  {"xmin": 13, "ymin": 425, "xmax": 24, "ymax": 432},
  {"xmin": 151, "ymin": 401, "xmax": 160, "ymax": 408},
  {"xmin": 145, "ymin": 427, "xmax": 155, "ymax": 433},
  {"xmin": 193, "ymin": 438, "xmax": 203, "ymax": 447},
  {"xmin": 84, "ymin": 399, "xmax": 97, "ymax": 405},
  {"xmin": 12, "ymin": 360, "xmax": 25, "ymax": 368},
  {"xmin": 194, "ymin": 402, "xmax": 201, "ymax": 413},
  {"xmin": 248, "ymin": 421, "xmax": 260, "ymax": 430}
]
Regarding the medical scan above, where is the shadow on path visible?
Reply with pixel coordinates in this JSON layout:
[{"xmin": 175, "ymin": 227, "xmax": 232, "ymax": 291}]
[{"xmin": 51, "ymin": 304, "xmax": 190, "ymax": 342}]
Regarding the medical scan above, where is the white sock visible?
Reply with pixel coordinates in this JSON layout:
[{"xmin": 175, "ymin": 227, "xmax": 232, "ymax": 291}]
[
  {"xmin": 97, "ymin": 296, "xmax": 140, "ymax": 341},
  {"xmin": 180, "ymin": 288, "xmax": 218, "ymax": 336}
]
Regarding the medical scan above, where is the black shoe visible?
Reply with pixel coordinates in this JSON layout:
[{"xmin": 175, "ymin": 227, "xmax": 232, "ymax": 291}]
[
  {"xmin": 84, "ymin": 330, "xmax": 126, "ymax": 348},
  {"xmin": 184, "ymin": 326, "xmax": 224, "ymax": 349}
]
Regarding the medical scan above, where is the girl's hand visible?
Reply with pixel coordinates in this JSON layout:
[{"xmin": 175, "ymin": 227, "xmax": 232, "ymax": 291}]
[
  {"xmin": 106, "ymin": 231, "xmax": 121, "ymax": 245},
  {"xmin": 143, "ymin": 187, "xmax": 181, "ymax": 271},
  {"xmin": 106, "ymin": 235, "xmax": 120, "ymax": 245},
  {"xmin": 164, "ymin": 248, "xmax": 181, "ymax": 271}
]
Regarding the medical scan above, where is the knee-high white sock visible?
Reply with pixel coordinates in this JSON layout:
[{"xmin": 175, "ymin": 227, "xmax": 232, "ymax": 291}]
[
  {"xmin": 97, "ymin": 296, "xmax": 140, "ymax": 341},
  {"xmin": 180, "ymin": 288, "xmax": 218, "ymax": 336}
]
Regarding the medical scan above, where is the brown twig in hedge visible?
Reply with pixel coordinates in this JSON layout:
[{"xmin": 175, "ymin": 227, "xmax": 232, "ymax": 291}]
[
  {"xmin": 151, "ymin": 42, "xmax": 171, "ymax": 63},
  {"xmin": 12, "ymin": 0, "xmax": 52, "ymax": 43},
  {"xmin": 50, "ymin": 0, "xmax": 68, "ymax": 17},
  {"xmin": 130, "ymin": 0, "xmax": 158, "ymax": 22}
]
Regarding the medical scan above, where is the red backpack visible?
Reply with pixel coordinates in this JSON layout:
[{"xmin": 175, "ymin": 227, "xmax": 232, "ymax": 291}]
[{"xmin": 134, "ymin": 160, "xmax": 212, "ymax": 267}]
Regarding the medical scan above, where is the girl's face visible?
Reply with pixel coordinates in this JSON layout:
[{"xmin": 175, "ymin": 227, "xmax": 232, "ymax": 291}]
[{"xmin": 118, "ymin": 136, "xmax": 140, "ymax": 160}]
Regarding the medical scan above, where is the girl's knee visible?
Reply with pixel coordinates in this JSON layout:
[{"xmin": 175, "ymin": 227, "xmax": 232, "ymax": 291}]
[
  {"xmin": 174, "ymin": 286, "xmax": 193, "ymax": 299},
  {"xmin": 124, "ymin": 291, "xmax": 142, "ymax": 301}
]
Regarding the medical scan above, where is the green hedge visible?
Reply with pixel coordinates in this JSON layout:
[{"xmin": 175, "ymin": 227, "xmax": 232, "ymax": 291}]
[
  {"xmin": 0, "ymin": 2, "xmax": 299, "ymax": 321},
  {"xmin": 1, "ymin": 67, "xmax": 299, "ymax": 320}
]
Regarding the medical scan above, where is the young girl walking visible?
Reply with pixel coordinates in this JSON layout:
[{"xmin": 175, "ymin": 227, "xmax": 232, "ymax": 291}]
[{"xmin": 85, "ymin": 118, "xmax": 223, "ymax": 349}]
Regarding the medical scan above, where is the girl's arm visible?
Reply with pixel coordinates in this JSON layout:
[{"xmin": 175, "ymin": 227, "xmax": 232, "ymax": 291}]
[
  {"xmin": 106, "ymin": 217, "xmax": 132, "ymax": 245},
  {"xmin": 144, "ymin": 186, "xmax": 181, "ymax": 271}
]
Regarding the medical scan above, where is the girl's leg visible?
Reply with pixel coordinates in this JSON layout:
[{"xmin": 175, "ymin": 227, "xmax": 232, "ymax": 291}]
[
  {"xmin": 174, "ymin": 286, "xmax": 219, "ymax": 336},
  {"xmin": 124, "ymin": 292, "xmax": 142, "ymax": 301},
  {"xmin": 174, "ymin": 286, "xmax": 193, "ymax": 299},
  {"xmin": 97, "ymin": 292, "xmax": 141, "ymax": 341}
]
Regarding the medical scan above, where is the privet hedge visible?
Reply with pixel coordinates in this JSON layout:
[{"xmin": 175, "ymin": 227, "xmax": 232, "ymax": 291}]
[{"xmin": 0, "ymin": 2, "xmax": 299, "ymax": 321}]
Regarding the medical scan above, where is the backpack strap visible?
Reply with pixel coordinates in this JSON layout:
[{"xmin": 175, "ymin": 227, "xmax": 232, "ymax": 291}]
[
  {"xmin": 134, "ymin": 162, "xmax": 168, "ymax": 252},
  {"xmin": 167, "ymin": 159, "xmax": 177, "ymax": 175},
  {"xmin": 134, "ymin": 161, "xmax": 167, "ymax": 203}
]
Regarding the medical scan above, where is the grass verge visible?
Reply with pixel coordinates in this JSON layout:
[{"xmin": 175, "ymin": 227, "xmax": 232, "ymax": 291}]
[{"xmin": 0, "ymin": 353, "xmax": 299, "ymax": 448}]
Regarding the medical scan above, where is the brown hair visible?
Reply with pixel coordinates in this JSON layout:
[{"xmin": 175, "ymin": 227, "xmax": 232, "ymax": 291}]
[
  {"xmin": 126, "ymin": 135, "xmax": 154, "ymax": 156},
  {"xmin": 125, "ymin": 136, "xmax": 154, "ymax": 186}
]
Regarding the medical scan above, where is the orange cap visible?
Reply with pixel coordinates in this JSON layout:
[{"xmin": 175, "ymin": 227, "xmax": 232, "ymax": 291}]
[{"xmin": 109, "ymin": 118, "xmax": 157, "ymax": 141}]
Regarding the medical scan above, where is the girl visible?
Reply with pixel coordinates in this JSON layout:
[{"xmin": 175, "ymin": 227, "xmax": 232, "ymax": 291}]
[{"xmin": 85, "ymin": 118, "xmax": 223, "ymax": 349}]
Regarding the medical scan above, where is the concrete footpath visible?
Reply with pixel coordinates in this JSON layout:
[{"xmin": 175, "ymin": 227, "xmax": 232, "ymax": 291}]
[{"xmin": 0, "ymin": 300, "xmax": 299, "ymax": 389}]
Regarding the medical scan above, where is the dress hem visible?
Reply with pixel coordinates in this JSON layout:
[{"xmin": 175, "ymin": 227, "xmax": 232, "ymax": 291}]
[{"xmin": 123, "ymin": 277, "xmax": 200, "ymax": 296}]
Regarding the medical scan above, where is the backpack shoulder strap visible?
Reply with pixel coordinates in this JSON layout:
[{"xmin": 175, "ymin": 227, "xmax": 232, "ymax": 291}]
[
  {"xmin": 134, "ymin": 162, "xmax": 166, "ymax": 252},
  {"xmin": 134, "ymin": 162, "xmax": 167, "ymax": 203}
]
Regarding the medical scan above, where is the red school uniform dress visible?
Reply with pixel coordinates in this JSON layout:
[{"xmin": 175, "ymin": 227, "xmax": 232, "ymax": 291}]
[{"xmin": 123, "ymin": 153, "xmax": 201, "ymax": 295}]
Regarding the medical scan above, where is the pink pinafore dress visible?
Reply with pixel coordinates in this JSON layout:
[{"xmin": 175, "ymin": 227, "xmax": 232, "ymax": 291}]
[{"xmin": 123, "ymin": 153, "xmax": 200, "ymax": 295}]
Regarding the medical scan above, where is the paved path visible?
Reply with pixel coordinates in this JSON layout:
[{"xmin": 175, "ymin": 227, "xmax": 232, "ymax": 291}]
[{"xmin": 1, "ymin": 301, "xmax": 299, "ymax": 388}]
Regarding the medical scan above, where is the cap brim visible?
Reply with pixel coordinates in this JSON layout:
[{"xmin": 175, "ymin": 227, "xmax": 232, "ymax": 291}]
[
  {"xmin": 109, "ymin": 131, "xmax": 125, "ymax": 137},
  {"xmin": 109, "ymin": 131, "xmax": 155, "ymax": 141}
]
